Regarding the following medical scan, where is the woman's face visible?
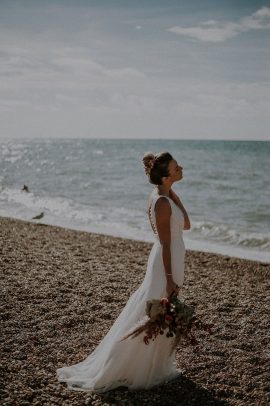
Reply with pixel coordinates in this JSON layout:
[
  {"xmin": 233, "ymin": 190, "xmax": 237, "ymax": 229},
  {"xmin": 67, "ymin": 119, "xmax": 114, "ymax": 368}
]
[{"xmin": 167, "ymin": 159, "xmax": 183, "ymax": 182}]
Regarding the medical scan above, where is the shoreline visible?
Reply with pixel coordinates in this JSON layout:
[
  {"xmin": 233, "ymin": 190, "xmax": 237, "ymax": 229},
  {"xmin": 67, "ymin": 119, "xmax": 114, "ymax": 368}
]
[
  {"xmin": 1, "ymin": 216, "xmax": 269, "ymax": 405},
  {"xmin": 0, "ymin": 214, "xmax": 269, "ymax": 264}
]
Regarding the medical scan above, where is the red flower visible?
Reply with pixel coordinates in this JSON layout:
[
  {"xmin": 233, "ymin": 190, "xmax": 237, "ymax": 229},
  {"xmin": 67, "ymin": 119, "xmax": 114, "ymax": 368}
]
[{"xmin": 165, "ymin": 315, "xmax": 173, "ymax": 323}]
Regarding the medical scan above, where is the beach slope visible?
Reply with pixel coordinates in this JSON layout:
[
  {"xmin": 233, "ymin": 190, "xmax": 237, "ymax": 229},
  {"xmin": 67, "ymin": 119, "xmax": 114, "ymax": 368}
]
[{"xmin": 0, "ymin": 217, "xmax": 269, "ymax": 405}]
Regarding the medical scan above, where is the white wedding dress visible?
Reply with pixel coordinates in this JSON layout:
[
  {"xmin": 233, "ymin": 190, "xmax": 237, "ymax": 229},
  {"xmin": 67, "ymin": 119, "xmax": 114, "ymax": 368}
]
[{"xmin": 56, "ymin": 190, "xmax": 186, "ymax": 392}]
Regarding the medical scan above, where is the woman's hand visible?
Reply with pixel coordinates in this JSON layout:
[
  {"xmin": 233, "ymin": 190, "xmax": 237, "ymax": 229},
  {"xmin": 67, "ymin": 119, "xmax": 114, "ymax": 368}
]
[{"xmin": 166, "ymin": 280, "xmax": 179, "ymax": 297}]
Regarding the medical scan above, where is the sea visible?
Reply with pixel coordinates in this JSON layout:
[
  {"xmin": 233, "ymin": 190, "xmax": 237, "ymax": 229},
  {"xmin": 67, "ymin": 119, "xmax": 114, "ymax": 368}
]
[{"xmin": 0, "ymin": 139, "xmax": 269, "ymax": 263}]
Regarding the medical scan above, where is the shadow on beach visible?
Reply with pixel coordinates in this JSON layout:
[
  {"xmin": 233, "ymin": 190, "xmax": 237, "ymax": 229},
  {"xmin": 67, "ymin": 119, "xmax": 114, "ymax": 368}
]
[{"xmin": 98, "ymin": 375, "xmax": 229, "ymax": 405}]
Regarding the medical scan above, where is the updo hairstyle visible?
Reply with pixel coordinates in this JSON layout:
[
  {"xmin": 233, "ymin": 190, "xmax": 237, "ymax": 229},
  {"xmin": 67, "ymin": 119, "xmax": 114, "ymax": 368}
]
[{"xmin": 142, "ymin": 151, "xmax": 173, "ymax": 185}]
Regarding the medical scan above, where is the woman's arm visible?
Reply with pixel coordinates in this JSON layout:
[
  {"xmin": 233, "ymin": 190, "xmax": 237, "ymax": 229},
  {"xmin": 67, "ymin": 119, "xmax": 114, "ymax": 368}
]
[
  {"xmin": 155, "ymin": 197, "xmax": 179, "ymax": 297},
  {"xmin": 169, "ymin": 189, "xmax": 191, "ymax": 230}
]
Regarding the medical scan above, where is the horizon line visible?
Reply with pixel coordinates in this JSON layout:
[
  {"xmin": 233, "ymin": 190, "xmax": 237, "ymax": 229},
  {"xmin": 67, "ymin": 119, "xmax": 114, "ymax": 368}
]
[{"xmin": 0, "ymin": 137, "xmax": 269, "ymax": 142}]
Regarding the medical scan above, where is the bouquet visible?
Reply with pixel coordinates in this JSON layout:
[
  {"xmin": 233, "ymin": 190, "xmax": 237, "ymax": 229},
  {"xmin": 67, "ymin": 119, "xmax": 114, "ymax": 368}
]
[{"xmin": 120, "ymin": 292, "xmax": 212, "ymax": 354}]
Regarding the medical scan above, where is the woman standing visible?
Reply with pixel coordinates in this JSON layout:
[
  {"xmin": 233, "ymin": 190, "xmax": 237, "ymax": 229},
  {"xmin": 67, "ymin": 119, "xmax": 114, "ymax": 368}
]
[{"xmin": 57, "ymin": 151, "xmax": 190, "ymax": 392}]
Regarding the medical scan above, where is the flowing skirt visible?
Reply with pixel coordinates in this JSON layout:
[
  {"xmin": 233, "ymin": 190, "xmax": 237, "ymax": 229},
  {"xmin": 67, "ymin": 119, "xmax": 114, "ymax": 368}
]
[{"xmin": 56, "ymin": 237, "xmax": 185, "ymax": 392}]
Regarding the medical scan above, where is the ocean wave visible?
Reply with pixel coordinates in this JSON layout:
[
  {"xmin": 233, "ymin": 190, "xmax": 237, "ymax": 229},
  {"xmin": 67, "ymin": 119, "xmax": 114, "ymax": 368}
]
[
  {"xmin": 0, "ymin": 187, "xmax": 105, "ymax": 222},
  {"xmin": 190, "ymin": 221, "xmax": 270, "ymax": 250}
]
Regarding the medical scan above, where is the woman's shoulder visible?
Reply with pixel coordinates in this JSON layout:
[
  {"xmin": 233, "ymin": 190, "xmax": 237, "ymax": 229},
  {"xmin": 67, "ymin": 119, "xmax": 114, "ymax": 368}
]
[
  {"xmin": 153, "ymin": 194, "xmax": 171, "ymax": 218},
  {"xmin": 154, "ymin": 195, "xmax": 171, "ymax": 209},
  {"xmin": 148, "ymin": 190, "xmax": 171, "ymax": 210}
]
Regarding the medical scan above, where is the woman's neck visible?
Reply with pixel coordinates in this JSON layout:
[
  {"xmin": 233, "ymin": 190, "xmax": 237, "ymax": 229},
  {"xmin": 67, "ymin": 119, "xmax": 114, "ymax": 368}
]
[{"xmin": 155, "ymin": 184, "xmax": 172, "ymax": 197}]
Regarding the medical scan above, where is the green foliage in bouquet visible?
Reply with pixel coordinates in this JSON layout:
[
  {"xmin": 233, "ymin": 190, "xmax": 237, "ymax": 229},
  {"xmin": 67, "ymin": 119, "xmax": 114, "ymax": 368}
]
[{"xmin": 120, "ymin": 293, "xmax": 212, "ymax": 354}]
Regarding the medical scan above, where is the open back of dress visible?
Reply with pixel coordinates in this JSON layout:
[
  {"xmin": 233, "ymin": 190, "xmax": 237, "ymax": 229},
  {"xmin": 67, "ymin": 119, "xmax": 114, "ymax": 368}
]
[{"xmin": 56, "ymin": 190, "xmax": 186, "ymax": 392}]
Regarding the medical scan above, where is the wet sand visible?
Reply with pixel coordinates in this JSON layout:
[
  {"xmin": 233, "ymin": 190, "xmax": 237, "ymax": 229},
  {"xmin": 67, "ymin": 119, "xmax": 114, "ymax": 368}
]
[{"xmin": 0, "ymin": 216, "xmax": 269, "ymax": 406}]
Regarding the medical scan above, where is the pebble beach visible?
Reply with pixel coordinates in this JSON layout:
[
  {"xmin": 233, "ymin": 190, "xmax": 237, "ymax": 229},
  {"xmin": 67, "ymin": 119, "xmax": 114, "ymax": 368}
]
[{"xmin": 1, "ymin": 216, "xmax": 269, "ymax": 406}]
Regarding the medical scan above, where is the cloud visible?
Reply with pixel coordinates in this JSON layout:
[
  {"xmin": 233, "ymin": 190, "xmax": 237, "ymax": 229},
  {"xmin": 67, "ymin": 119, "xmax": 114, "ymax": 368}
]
[
  {"xmin": 0, "ymin": 39, "xmax": 148, "ymax": 118},
  {"xmin": 176, "ymin": 82, "xmax": 270, "ymax": 122},
  {"xmin": 168, "ymin": 6, "xmax": 270, "ymax": 42},
  {"xmin": 51, "ymin": 56, "xmax": 146, "ymax": 79},
  {"xmin": 0, "ymin": 47, "xmax": 145, "ymax": 82},
  {"xmin": 0, "ymin": 44, "xmax": 146, "ymax": 100}
]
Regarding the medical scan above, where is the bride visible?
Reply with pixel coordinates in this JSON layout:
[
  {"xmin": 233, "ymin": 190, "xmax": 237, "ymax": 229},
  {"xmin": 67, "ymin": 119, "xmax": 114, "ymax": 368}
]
[{"xmin": 56, "ymin": 151, "xmax": 190, "ymax": 392}]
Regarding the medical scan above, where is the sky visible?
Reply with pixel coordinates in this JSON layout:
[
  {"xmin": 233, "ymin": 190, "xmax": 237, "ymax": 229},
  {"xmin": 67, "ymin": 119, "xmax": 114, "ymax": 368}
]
[{"xmin": 0, "ymin": 0, "xmax": 270, "ymax": 140}]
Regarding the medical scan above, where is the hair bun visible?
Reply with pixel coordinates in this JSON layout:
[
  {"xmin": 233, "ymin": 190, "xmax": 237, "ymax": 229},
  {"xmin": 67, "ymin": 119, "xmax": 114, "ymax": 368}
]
[{"xmin": 142, "ymin": 153, "xmax": 155, "ymax": 174}]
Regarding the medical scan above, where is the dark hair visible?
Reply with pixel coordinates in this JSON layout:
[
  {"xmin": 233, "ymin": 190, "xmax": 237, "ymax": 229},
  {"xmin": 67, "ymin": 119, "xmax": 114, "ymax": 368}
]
[{"xmin": 142, "ymin": 151, "xmax": 173, "ymax": 185}]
